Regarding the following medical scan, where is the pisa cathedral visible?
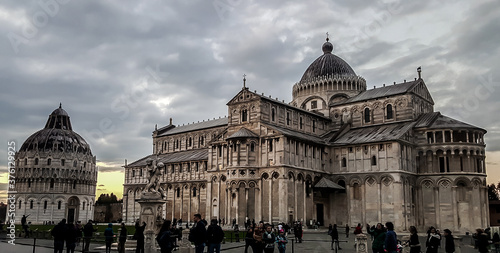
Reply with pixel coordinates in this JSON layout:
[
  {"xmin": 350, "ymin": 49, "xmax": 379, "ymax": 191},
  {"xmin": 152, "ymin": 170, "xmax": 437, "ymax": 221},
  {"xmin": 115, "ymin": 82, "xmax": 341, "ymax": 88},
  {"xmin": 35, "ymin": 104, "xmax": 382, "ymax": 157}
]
[
  {"xmin": 123, "ymin": 39, "xmax": 488, "ymax": 232},
  {"xmin": 13, "ymin": 105, "xmax": 98, "ymax": 224}
]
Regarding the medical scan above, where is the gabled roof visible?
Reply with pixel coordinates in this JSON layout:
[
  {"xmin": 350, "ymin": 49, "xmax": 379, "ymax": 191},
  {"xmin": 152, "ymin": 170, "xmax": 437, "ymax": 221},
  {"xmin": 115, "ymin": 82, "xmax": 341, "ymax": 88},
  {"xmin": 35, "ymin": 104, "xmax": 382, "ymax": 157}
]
[
  {"xmin": 339, "ymin": 80, "xmax": 419, "ymax": 105},
  {"xmin": 157, "ymin": 117, "xmax": 228, "ymax": 137},
  {"xmin": 264, "ymin": 123, "xmax": 326, "ymax": 144},
  {"xmin": 227, "ymin": 127, "xmax": 259, "ymax": 139},
  {"xmin": 331, "ymin": 122, "xmax": 414, "ymax": 145},
  {"xmin": 126, "ymin": 149, "xmax": 208, "ymax": 167},
  {"xmin": 414, "ymin": 112, "xmax": 485, "ymax": 131},
  {"xmin": 314, "ymin": 177, "xmax": 345, "ymax": 190}
]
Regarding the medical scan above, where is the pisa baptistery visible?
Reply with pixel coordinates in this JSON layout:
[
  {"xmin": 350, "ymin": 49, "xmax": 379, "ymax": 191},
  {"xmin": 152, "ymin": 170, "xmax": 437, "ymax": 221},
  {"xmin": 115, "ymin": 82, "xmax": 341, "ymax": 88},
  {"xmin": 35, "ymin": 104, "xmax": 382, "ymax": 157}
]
[{"xmin": 14, "ymin": 104, "xmax": 98, "ymax": 224}]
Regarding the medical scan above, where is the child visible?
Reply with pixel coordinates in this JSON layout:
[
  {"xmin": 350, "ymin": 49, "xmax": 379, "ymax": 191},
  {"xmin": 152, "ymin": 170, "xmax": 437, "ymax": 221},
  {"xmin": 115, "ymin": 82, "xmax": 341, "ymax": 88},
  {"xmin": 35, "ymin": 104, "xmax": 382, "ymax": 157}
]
[{"xmin": 276, "ymin": 230, "xmax": 288, "ymax": 253}]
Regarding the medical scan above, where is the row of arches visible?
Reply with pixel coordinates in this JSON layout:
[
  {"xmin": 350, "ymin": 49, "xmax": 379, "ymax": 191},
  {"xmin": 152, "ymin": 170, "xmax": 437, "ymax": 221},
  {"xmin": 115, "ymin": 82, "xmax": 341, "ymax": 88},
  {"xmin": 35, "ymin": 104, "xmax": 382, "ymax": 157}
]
[{"xmin": 292, "ymin": 76, "xmax": 366, "ymax": 98}]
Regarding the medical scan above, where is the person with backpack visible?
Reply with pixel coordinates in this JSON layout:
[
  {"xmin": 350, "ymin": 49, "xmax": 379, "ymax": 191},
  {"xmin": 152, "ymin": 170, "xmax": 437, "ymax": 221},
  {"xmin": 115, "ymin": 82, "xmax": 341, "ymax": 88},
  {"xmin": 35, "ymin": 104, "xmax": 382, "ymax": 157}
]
[
  {"xmin": 206, "ymin": 219, "xmax": 225, "ymax": 253},
  {"xmin": 157, "ymin": 220, "xmax": 174, "ymax": 253},
  {"xmin": 276, "ymin": 229, "xmax": 288, "ymax": 253}
]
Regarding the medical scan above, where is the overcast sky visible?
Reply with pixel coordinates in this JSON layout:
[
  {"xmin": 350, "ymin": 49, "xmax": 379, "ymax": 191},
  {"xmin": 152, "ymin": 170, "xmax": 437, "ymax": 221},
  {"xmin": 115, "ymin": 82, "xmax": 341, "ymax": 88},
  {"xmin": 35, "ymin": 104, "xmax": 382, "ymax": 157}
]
[{"xmin": 1, "ymin": 0, "xmax": 499, "ymax": 201}]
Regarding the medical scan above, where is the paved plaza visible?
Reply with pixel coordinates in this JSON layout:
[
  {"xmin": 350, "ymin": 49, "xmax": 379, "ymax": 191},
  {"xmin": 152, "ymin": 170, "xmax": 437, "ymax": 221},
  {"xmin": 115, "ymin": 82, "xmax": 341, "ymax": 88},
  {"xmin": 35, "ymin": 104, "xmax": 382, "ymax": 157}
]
[{"xmin": 0, "ymin": 230, "xmax": 484, "ymax": 253}]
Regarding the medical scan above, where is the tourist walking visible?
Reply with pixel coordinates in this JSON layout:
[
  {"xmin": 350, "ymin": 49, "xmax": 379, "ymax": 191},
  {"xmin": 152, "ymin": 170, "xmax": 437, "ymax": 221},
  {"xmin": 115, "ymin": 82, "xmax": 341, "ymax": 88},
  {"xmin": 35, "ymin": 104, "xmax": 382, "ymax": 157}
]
[
  {"xmin": 384, "ymin": 222, "xmax": 397, "ymax": 253},
  {"xmin": 330, "ymin": 224, "xmax": 342, "ymax": 250},
  {"xmin": 157, "ymin": 220, "xmax": 174, "ymax": 253},
  {"xmin": 253, "ymin": 222, "xmax": 265, "ymax": 253},
  {"xmin": 134, "ymin": 220, "xmax": 146, "ymax": 253},
  {"xmin": 263, "ymin": 224, "xmax": 276, "ymax": 253},
  {"xmin": 65, "ymin": 222, "xmax": 78, "ymax": 253},
  {"xmin": 207, "ymin": 219, "xmax": 224, "ymax": 253},
  {"xmin": 443, "ymin": 229, "xmax": 455, "ymax": 253},
  {"xmin": 104, "ymin": 223, "xmax": 114, "ymax": 253},
  {"xmin": 408, "ymin": 226, "xmax": 421, "ymax": 253},
  {"xmin": 276, "ymin": 229, "xmax": 288, "ymax": 253},
  {"xmin": 75, "ymin": 221, "xmax": 83, "ymax": 248},
  {"xmin": 189, "ymin": 213, "xmax": 207, "ymax": 253},
  {"xmin": 118, "ymin": 223, "xmax": 128, "ymax": 253},
  {"xmin": 477, "ymin": 229, "xmax": 489, "ymax": 253},
  {"xmin": 244, "ymin": 225, "xmax": 255, "ymax": 253},
  {"xmin": 51, "ymin": 219, "xmax": 67, "ymax": 253},
  {"xmin": 426, "ymin": 227, "xmax": 441, "ymax": 253},
  {"xmin": 368, "ymin": 223, "xmax": 385, "ymax": 253},
  {"xmin": 83, "ymin": 220, "xmax": 97, "ymax": 252}
]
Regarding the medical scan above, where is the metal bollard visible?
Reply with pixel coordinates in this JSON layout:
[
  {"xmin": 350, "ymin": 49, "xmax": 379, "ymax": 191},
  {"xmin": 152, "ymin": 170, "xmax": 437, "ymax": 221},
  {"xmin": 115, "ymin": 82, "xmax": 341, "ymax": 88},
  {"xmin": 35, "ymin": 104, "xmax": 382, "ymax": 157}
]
[{"xmin": 33, "ymin": 238, "xmax": 36, "ymax": 253}]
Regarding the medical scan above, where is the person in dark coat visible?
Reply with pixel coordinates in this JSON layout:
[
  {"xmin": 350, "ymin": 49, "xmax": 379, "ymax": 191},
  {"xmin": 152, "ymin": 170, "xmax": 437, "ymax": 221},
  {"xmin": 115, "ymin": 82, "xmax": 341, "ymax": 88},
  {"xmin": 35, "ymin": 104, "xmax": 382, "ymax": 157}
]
[
  {"xmin": 104, "ymin": 223, "xmax": 114, "ymax": 253},
  {"xmin": 477, "ymin": 229, "xmax": 490, "ymax": 253},
  {"xmin": 493, "ymin": 232, "xmax": 500, "ymax": 253},
  {"xmin": 118, "ymin": 223, "xmax": 128, "ymax": 253},
  {"xmin": 244, "ymin": 225, "xmax": 255, "ymax": 253},
  {"xmin": 426, "ymin": 227, "xmax": 441, "ymax": 253},
  {"xmin": 51, "ymin": 219, "xmax": 67, "ymax": 253},
  {"xmin": 189, "ymin": 213, "xmax": 207, "ymax": 253},
  {"xmin": 263, "ymin": 224, "xmax": 276, "ymax": 253},
  {"xmin": 134, "ymin": 220, "xmax": 146, "ymax": 253},
  {"xmin": 346, "ymin": 224, "xmax": 350, "ymax": 238},
  {"xmin": 368, "ymin": 223, "xmax": 386, "ymax": 253},
  {"xmin": 83, "ymin": 220, "xmax": 97, "ymax": 252},
  {"xmin": 157, "ymin": 220, "xmax": 174, "ymax": 253},
  {"xmin": 330, "ymin": 224, "xmax": 342, "ymax": 250},
  {"xmin": 408, "ymin": 226, "xmax": 421, "ymax": 253},
  {"xmin": 65, "ymin": 222, "xmax": 78, "ymax": 253},
  {"xmin": 384, "ymin": 222, "xmax": 397, "ymax": 253},
  {"xmin": 443, "ymin": 229, "xmax": 455, "ymax": 253},
  {"xmin": 206, "ymin": 219, "xmax": 225, "ymax": 253}
]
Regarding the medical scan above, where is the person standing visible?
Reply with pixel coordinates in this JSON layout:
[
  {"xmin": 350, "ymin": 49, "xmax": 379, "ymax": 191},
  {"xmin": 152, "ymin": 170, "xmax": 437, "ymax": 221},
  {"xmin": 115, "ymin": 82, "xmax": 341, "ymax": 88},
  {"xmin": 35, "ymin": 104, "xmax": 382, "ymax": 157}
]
[
  {"xmin": 276, "ymin": 229, "xmax": 288, "ymax": 253},
  {"xmin": 244, "ymin": 225, "xmax": 255, "ymax": 253},
  {"xmin": 354, "ymin": 223, "xmax": 363, "ymax": 235},
  {"xmin": 21, "ymin": 214, "xmax": 30, "ymax": 238},
  {"xmin": 384, "ymin": 222, "xmax": 397, "ymax": 253},
  {"xmin": 206, "ymin": 219, "xmax": 224, "ymax": 253},
  {"xmin": 75, "ymin": 221, "xmax": 83, "ymax": 248},
  {"xmin": 477, "ymin": 229, "xmax": 489, "ymax": 253},
  {"xmin": 189, "ymin": 213, "xmax": 207, "ymax": 253},
  {"xmin": 426, "ymin": 227, "xmax": 441, "ymax": 253},
  {"xmin": 51, "ymin": 219, "xmax": 67, "ymax": 253},
  {"xmin": 330, "ymin": 224, "xmax": 342, "ymax": 250},
  {"xmin": 263, "ymin": 224, "xmax": 276, "ymax": 253},
  {"xmin": 345, "ymin": 224, "xmax": 350, "ymax": 238},
  {"xmin": 83, "ymin": 220, "xmax": 97, "ymax": 253},
  {"xmin": 368, "ymin": 223, "xmax": 385, "ymax": 253},
  {"xmin": 104, "ymin": 223, "xmax": 114, "ymax": 253},
  {"xmin": 493, "ymin": 232, "xmax": 500, "ymax": 253},
  {"xmin": 408, "ymin": 226, "xmax": 421, "ymax": 253},
  {"xmin": 118, "ymin": 223, "xmax": 128, "ymax": 253},
  {"xmin": 253, "ymin": 222, "xmax": 265, "ymax": 253},
  {"xmin": 157, "ymin": 220, "xmax": 174, "ymax": 253},
  {"xmin": 443, "ymin": 229, "xmax": 455, "ymax": 253},
  {"xmin": 65, "ymin": 222, "xmax": 78, "ymax": 253},
  {"xmin": 134, "ymin": 220, "xmax": 146, "ymax": 253}
]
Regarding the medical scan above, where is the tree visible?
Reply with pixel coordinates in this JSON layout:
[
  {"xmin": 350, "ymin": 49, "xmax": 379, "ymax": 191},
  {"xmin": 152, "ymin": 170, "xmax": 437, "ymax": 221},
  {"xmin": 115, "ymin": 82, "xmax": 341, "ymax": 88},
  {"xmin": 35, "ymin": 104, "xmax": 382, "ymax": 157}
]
[{"xmin": 488, "ymin": 184, "xmax": 499, "ymax": 200}]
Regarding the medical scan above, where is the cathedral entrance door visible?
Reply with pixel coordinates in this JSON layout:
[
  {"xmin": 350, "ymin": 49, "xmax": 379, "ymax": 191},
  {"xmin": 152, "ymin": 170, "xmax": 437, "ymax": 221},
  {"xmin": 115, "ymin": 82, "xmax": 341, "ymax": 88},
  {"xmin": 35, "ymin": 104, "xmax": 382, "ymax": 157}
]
[
  {"xmin": 316, "ymin": 204, "xmax": 324, "ymax": 226},
  {"xmin": 68, "ymin": 208, "xmax": 75, "ymax": 223},
  {"xmin": 67, "ymin": 196, "xmax": 80, "ymax": 223}
]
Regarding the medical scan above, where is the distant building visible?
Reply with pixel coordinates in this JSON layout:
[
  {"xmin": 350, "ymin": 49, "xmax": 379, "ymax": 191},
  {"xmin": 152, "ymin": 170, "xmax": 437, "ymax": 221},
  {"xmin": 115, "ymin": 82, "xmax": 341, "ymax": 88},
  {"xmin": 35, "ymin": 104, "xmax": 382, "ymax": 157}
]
[
  {"xmin": 490, "ymin": 200, "xmax": 500, "ymax": 226},
  {"xmin": 123, "ymin": 38, "xmax": 488, "ymax": 232},
  {"xmin": 13, "ymin": 105, "xmax": 98, "ymax": 224},
  {"xmin": 94, "ymin": 203, "xmax": 122, "ymax": 223}
]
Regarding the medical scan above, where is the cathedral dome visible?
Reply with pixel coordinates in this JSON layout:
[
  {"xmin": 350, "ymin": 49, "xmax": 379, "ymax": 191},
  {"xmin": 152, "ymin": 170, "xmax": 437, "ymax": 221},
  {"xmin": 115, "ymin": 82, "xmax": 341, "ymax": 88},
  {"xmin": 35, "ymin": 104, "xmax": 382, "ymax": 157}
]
[
  {"xmin": 18, "ymin": 104, "xmax": 92, "ymax": 155},
  {"xmin": 299, "ymin": 40, "xmax": 356, "ymax": 83}
]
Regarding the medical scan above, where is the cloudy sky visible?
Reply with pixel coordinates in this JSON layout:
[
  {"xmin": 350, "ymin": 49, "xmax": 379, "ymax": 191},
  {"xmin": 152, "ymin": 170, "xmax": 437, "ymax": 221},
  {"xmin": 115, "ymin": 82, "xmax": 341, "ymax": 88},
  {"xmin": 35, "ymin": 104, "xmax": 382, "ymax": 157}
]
[{"xmin": 1, "ymin": 0, "xmax": 499, "ymax": 201}]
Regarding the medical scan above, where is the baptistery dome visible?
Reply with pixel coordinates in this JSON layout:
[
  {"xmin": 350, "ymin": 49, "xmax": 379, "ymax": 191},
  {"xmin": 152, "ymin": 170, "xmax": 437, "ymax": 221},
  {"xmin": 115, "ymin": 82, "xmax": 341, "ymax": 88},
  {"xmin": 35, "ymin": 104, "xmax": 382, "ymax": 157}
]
[{"xmin": 15, "ymin": 104, "xmax": 97, "ymax": 224}]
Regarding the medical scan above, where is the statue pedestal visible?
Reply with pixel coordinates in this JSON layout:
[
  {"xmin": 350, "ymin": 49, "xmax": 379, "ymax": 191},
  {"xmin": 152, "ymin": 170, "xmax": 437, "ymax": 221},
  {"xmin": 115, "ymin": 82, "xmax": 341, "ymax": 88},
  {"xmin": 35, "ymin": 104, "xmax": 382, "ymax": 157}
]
[
  {"xmin": 137, "ymin": 192, "xmax": 166, "ymax": 253},
  {"xmin": 177, "ymin": 229, "xmax": 195, "ymax": 253},
  {"xmin": 355, "ymin": 234, "xmax": 368, "ymax": 253}
]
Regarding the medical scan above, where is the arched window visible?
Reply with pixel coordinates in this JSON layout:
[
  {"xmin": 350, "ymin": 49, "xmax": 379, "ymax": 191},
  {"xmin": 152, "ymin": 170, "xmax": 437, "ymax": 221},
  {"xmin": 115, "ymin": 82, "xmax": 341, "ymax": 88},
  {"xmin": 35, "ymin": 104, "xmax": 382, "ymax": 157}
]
[
  {"xmin": 35, "ymin": 158, "xmax": 39, "ymax": 165},
  {"xmin": 24, "ymin": 158, "xmax": 28, "ymax": 166},
  {"xmin": 61, "ymin": 159, "xmax": 65, "ymax": 166},
  {"xmin": 371, "ymin": 156, "xmax": 377, "ymax": 166},
  {"xmin": 50, "ymin": 178, "xmax": 55, "ymax": 188},
  {"xmin": 189, "ymin": 137, "xmax": 192, "ymax": 147},
  {"xmin": 200, "ymin": 136, "xmax": 204, "ymax": 146},
  {"xmin": 19, "ymin": 200, "xmax": 22, "ymax": 209},
  {"xmin": 364, "ymin": 108, "xmax": 371, "ymax": 123},
  {"xmin": 73, "ymin": 180, "xmax": 77, "ymax": 189},
  {"xmin": 341, "ymin": 157, "xmax": 347, "ymax": 167},
  {"xmin": 73, "ymin": 160, "xmax": 77, "ymax": 167},
  {"xmin": 176, "ymin": 188, "xmax": 180, "ymax": 198},
  {"xmin": 312, "ymin": 120, "xmax": 316, "ymax": 132},
  {"xmin": 83, "ymin": 201, "xmax": 85, "ymax": 210},
  {"xmin": 271, "ymin": 108, "xmax": 275, "ymax": 122},
  {"xmin": 83, "ymin": 162, "xmax": 86, "ymax": 168},
  {"xmin": 44, "ymin": 200, "xmax": 47, "ymax": 210},
  {"xmin": 176, "ymin": 140, "xmax": 179, "ymax": 149},
  {"xmin": 299, "ymin": 117, "xmax": 303, "ymax": 129},
  {"xmin": 47, "ymin": 158, "xmax": 51, "ymax": 165},
  {"xmin": 269, "ymin": 140, "xmax": 273, "ymax": 152},
  {"xmin": 242, "ymin": 109, "xmax": 248, "ymax": 122},
  {"xmin": 28, "ymin": 179, "xmax": 31, "ymax": 188},
  {"xmin": 250, "ymin": 142, "xmax": 255, "ymax": 152},
  {"xmin": 338, "ymin": 180, "xmax": 346, "ymax": 193},
  {"xmin": 30, "ymin": 200, "xmax": 33, "ymax": 209},
  {"xmin": 193, "ymin": 187, "xmax": 197, "ymax": 197},
  {"xmin": 386, "ymin": 104, "xmax": 393, "ymax": 119},
  {"xmin": 58, "ymin": 201, "xmax": 61, "ymax": 209}
]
